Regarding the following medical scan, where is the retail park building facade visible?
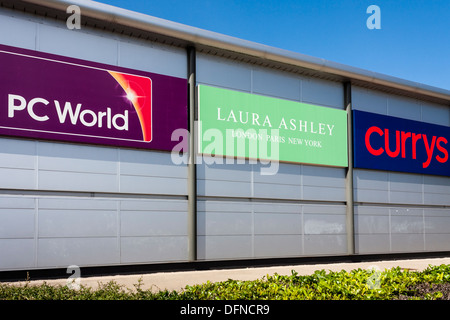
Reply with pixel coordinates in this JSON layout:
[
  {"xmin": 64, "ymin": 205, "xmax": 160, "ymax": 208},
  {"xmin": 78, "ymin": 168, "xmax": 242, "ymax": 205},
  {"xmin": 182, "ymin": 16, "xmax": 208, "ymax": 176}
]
[{"xmin": 0, "ymin": 0, "xmax": 449, "ymax": 272}]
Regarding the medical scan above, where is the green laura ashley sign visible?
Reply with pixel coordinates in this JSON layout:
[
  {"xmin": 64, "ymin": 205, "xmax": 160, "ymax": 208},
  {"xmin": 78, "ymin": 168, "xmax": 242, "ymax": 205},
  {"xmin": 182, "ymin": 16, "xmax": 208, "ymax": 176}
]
[{"xmin": 197, "ymin": 85, "xmax": 348, "ymax": 167}]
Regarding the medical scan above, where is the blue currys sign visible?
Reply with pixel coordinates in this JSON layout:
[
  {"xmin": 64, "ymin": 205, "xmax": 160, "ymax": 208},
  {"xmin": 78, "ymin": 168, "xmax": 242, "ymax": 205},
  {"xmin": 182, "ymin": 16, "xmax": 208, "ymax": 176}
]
[{"xmin": 353, "ymin": 110, "xmax": 450, "ymax": 177}]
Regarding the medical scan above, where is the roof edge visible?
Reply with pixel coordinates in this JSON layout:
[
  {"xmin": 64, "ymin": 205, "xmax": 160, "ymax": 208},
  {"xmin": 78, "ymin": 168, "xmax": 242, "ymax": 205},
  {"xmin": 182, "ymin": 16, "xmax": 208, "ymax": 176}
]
[{"xmin": 18, "ymin": 0, "xmax": 450, "ymax": 104}]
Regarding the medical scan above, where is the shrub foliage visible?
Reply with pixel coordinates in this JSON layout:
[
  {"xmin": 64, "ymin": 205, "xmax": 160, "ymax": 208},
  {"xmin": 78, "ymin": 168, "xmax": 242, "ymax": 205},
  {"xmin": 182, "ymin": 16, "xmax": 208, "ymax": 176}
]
[{"xmin": 2, "ymin": 264, "xmax": 450, "ymax": 300}]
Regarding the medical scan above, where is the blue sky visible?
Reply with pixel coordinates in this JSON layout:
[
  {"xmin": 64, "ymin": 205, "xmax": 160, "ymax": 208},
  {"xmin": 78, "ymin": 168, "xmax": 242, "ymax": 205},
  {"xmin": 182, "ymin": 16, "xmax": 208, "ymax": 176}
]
[{"xmin": 97, "ymin": 0, "xmax": 449, "ymax": 91}]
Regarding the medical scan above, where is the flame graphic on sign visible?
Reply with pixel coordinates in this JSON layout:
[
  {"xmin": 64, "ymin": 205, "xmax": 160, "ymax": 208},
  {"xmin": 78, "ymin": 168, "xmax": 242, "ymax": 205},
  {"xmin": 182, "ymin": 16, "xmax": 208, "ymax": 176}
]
[{"xmin": 108, "ymin": 71, "xmax": 152, "ymax": 142}]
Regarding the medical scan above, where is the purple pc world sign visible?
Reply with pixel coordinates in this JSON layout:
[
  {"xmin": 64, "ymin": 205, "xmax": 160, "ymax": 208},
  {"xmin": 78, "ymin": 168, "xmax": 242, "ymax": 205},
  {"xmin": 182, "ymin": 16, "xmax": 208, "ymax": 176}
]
[{"xmin": 0, "ymin": 44, "xmax": 187, "ymax": 151}]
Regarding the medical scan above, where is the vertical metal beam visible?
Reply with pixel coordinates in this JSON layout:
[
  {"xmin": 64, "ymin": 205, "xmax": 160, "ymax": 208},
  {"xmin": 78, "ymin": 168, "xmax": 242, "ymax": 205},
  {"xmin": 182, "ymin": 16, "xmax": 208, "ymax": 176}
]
[
  {"xmin": 344, "ymin": 81, "xmax": 355, "ymax": 255},
  {"xmin": 187, "ymin": 46, "xmax": 197, "ymax": 262}
]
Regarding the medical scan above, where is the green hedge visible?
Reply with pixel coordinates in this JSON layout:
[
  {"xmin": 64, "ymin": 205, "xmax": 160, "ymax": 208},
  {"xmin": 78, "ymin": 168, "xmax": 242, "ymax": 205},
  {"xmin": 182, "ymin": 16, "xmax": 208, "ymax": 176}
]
[{"xmin": 2, "ymin": 264, "xmax": 450, "ymax": 300}]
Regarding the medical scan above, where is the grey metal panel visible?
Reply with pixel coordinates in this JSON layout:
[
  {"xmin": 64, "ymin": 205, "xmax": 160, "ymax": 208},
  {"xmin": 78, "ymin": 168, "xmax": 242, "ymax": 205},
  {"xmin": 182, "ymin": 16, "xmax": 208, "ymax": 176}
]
[
  {"xmin": 390, "ymin": 207, "xmax": 423, "ymax": 216},
  {"xmin": 302, "ymin": 165, "xmax": 346, "ymax": 187},
  {"xmin": 197, "ymin": 200, "xmax": 252, "ymax": 236},
  {"xmin": 39, "ymin": 209, "xmax": 117, "ymax": 238},
  {"xmin": 353, "ymin": 169, "xmax": 389, "ymax": 203},
  {"xmin": 425, "ymin": 234, "xmax": 450, "ymax": 251},
  {"xmin": 197, "ymin": 160, "xmax": 252, "ymax": 197},
  {"xmin": 254, "ymin": 212, "xmax": 302, "ymax": 235},
  {"xmin": 389, "ymin": 173, "xmax": 423, "ymax": 192},
  {"xmin": 252, "ymin": 162, "xmax": 302, "ymax": 200},
  {"xmin": 303, "ymin": 185, "xmax": 345, "ymax": 201},
  {"xmin": 38, "ymin": 23, "xmax": 118, "ymax": 65},
  {"xmin": 355, "ymin": 234, "xmax": 390, "ymax": 254},
  {"xmin": 355, "ymin": 205, "xmax": 429, "ymax": 254},
  {"xmin": 303, "ymin": 214, "xmax": 346, "ymax": 235},
  {"xmin": 423, "ymin": 175, "xmax": 450, "ymax": 206},
  {"xmin": 351, "ymin": 86, "xmax": 388, "ymax": 114},
  {"xmin": 0, "ymin": 138, "xmax": 36, "ymax": 169},
  {"xmin": 424, "ymin": 209, "xmax": 450, "ymax": 249},
  {"xmin": 121, "ymin": 211, "xmax": 187, "ymax": 236},
  {"xmin": 120, "ymin": 175, "xmax": 186, "ymax": 195},
  {"xmin": 354, "ymin": 205, "xmax": 390, "ymax": 216},
  {"xmin": 0, "ymin": 195, "xmax": 193, "ymax": 270},
  {"xmin": 302, "ymin": 204, "xmax": 346, "ymax": 215},
  {"xmin": 252, "ymin": 67, "xmax": 301, "ymax": 101},
  {"xmin": 254, "ymin": 204, "xmax": 303, "ymax": 231},
  {"xmin": 388, "ymin": 95, "xmax": 421, "ymax": 121},
  {"xmin": 301, "ymin": 77, "xmax": 343, "ymax": 110},
  {"xmin": 355, "ymin": 205, "xmax": 422, "ymax": 253},
  {"xmin": 302, "ymin": 205, "xmax": 347, "ymax": 255},
  {"xmin": 38, "ymin": 142, "xmax": 118, "ymax": 174},
  {"xmin": 253, "ymin": 162, "xmax": 301, "ymax": 185},
  {"xmin": 302, "ymin": 166, "xmax": 346, "ymax": 201},
  {"xmin": 0, "ymin": 196, "xmax": 36, "ymax": 209},
  {"xmin": 252, "ymin": 202, "xmax": 301, "ymax": 214},
  {"xmin": 38, "ymin": 197, "xmax": 117, "ymax": 210},
  {"xmin": 389, "ymin": 191, "xmax": 423, "ymax": 205},
  {"xmin": 355, "ymin": 189, "xmax": 389, "ymax": 203},
  {"xmin": 354, "ymin": 87, "xmax": 450, "ymax": 127},
  {"xmin": 0, "ymin": 167, "xmax": 36, "ymax": 189},
  {"xmin": 120, "ymin": 197, "xmax": 188, "ymax": 264},
  {"xmin": 0, "ymin": 208, "xmax": 35, "ymax": 238},
  {"xmin": 38, "ymin": 197, "xmax": 117, "ymax": 238},
  {"xmin": 424, "ymin": 208, "xmax": 450, "ymax": 217},
  {"xmin": 197, "ymin": 53, "xmax": 251, "ymax": 92},
  {"xmin": 0, "ymin": 197, "xmax": 36, "ymax": 241},
  {"xmin": 38, "ymin": 142, "xmax": 119, "ymax": 192},
  {"xmin": 425, "ymin": 215, "xmax": 450, "ymax": 234},
  {"xmin": 423, "ymin": 175, "xmax": 450, "ymax": 193},
  {"xmin": 120, "ymin": 199, "xmax": 187, "ymax": 211},
  {"xmin": 354, "ymin": 189, "xmax": 389, "ymax": 203},
  {"xmin": 198, "ymin": 179, "xmax": 251, "ymax": 198},
  {"xmin": 197, "ymin": 235, "xmax": 252, "ymax": 260},
  {"xmin": 37, "ymin": 237, "xmax": 119, "ymax": 267},
  {"xmin": 304, "ymin": 234, "xmax": 347, "ymax": 255},
  {"xmin": 120, "ymin": 149, "xmax": 186, "ymax": 179},
  {"xmin": 197, "ymin": 211, "xmax": 252, "ymax": 236},
  {"xmin": 421, "ymin": 101, "xmax": 450, "ymax": 126},
  {"xmin": 390, "ymin": 234, "xmax": 424, "ymax": 252},
  {"xmin": 197, "ymin": 200, "xmax": 252, "ymax": 213},
  {"xmin": 120, "ymin": 236, "xmax": 187, "ymax": 263},
  {"xmin": 424, "ymin": 193, "xmax": 450, "ymax": 206},
  {"xmin": 118, "ymin": 39, "xmax": 186, "ymax": 78},
  {"xmin": 0, "ymin": 239, "xmax": 35, "ymax": 269},
  {"xmin": 119, "ymin": 150, "xmax": 187, "ymax": 195},
  {"xmin": 252, "ymin": 183, "xmax": 301, "ymax": 200},
  {"xmin": 0, "ymin": 11, "xmax": 36, "ymax": 50},
  {"xmin": 355, "ymin": 213, "xmax": 389, "ymax": 234},
  {"xmin": 198, "ymin": 200, "xmax": 305, "ymax": 259},
  {"xmin": 390, "ymin": 215, "xmax": 424, "ymax": 234},
  {"xmin": 39, "ymin": 170, "xmax": 119, "ymax": 192},
  {"xmin": 197, "ymin": 159, "xmax": 252, "ymax": 181},
  {"xmin": 254, "ymin": 235, "xmax": 302, "ymax": 257},
  {"xmin": 0, "ymin": 138, "xmax": 37, "ymax": 189},
  {"xmin": 354, "ymin": 169, "xmax": 389, "ymax": 190}
]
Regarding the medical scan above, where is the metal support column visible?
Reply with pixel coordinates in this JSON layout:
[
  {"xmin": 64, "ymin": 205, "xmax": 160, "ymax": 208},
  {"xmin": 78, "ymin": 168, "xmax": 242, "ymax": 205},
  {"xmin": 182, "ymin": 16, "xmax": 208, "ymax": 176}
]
[
  {"xmin": 187, "ymin": 46, "xmax": 197, "ymax": 262},
  {"xmin": 344, "ymin": 81, "xmax": 355, "ymax": 255}
]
